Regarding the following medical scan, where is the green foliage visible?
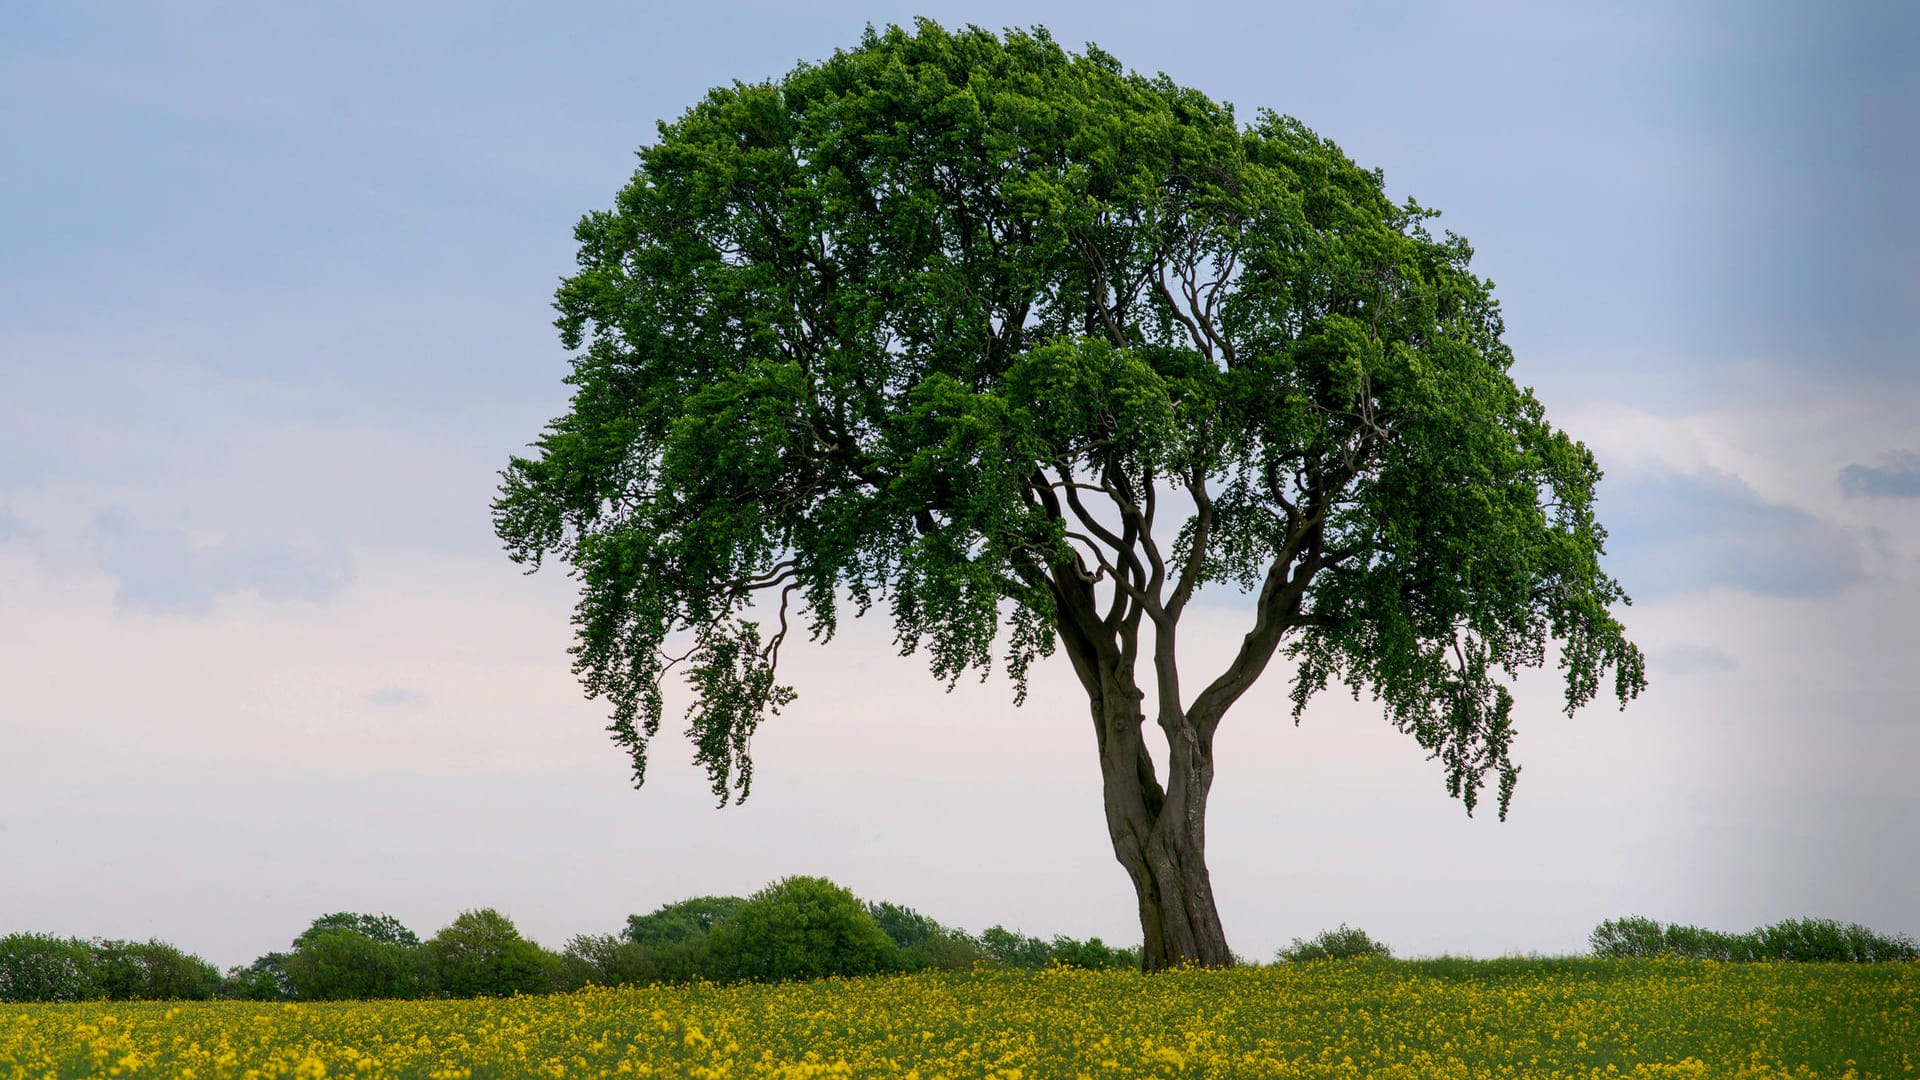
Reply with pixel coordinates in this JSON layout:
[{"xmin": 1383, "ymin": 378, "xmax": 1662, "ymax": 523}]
[
  {"xmin": 623, "ymin": 896, "xmax": 744, "ymax": 947},
  {"xmin": 560, "ymin": 932, "xmax": 717, "ymax": 989},
  {"xmin": 1752, "ymin": 917, "xmax": 1919, "ymax": 962},
  {"xmin": 294, "ymin": 912, "xmax": 421, "ymax": 950},
  {"xmin": 975, "ymin": 926, "xmax": 1056, "ymax": 970},
  {"xmin": 285, "ymin": 929, "xmax": 423, "ymax": 1001},
  {"xmin": 1044, "ymin": 936, "xmax": 1139, "ymax": 970},
  {"xmin": 708, "ymin": 876, "xmax": 894, "ymax": 983},
  {"xmin": 85, "ymin": 939, "xmax": 223, "ymax": 1001},
  {"xmin": 1277, "ymin": 925, "xmax": 1393, "ymax": 962},
  {"xmin": 0, "ymin": 933, "xmax": 99, "ymax": 1003},
  {"xmin": 495, "ymin": 18, "xmax": 1643, "ymax": 834},
  {"xmin": 974, "ymin": 926, "xmax": 1136, "ymax": 970},
  {"xmin": 1587, "ymin": 915, "xmax": 1668, "ymax": 959},
  {"xmin": 867, "ymin": 901, "xmax": 986, "ymax": 972},
  {"xmin": 422, "ymin": 909, "xmax": 560, "ymax": 998},
  {"xmin": 221, "ymin": 952, "xmax": 293, "ymax": 1001},
  {"xmin": 1588, "ymin": 916, "xmax": 1919, "ymax": 962}
]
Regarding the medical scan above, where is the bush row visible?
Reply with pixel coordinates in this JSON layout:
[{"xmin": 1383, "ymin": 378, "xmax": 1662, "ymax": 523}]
[
  {"xmin": 1589, "ymin": 915, "xmax": 1919, "ymax": 962},
  {"xmin": 1, "ymin": 876, "xmax": 1138, "ymax": 1003}
]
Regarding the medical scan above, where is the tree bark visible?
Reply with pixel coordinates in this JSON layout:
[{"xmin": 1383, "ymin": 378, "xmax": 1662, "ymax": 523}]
[{"xmin": 1093, "ymin": 685, "xmax": 1233, "ymax": 971}]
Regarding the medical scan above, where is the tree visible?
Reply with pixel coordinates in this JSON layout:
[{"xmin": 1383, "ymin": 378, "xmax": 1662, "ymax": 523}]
[
  {"xmin": 494, "ymin": 20, "xmax": 1645, "ymax": 970},
  {"xmin": 293, "ymin": 912, "xmax": 421, "ymax": 950},
  {"xmin": 86, "ymin": 939, "xmax": 223, "ymax": 1001},
  {"xmin": 222, "ymin": 952, "xmax": 294, "ymax": 1001},
  {"xmin": 285, "ymin": 929, "xmax": 422, "ymax": 1001},
  {"xmin": 624, "ymin": 896, "xmax": 744, "ymax": 946},
  {"xmin": 707, "ymin": 876, "xmax": 894, "ymax": 982},
  {"xmin": 0, "ymin": 933, "xmax": 99, "ymax": 1003},
  {"xmin": 422, "ymin": 909, "xmax": 558, "ymax": 998}
]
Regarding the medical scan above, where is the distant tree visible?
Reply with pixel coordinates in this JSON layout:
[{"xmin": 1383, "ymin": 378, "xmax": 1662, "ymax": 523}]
[
  {"xmin": 708, "ymin": 876, "xmax": 893, "ymax": 982},
  {"xmin": 285, "ymin": 929, "xmax": 423, "ymax": 1001},
  {"xmin": 496, "ymin": 19, "xmax": 1646, "ymax": 970},
  {"xmin": 866, "ymin": 901, "xmax": 946, "ymax": 952},
  {"xmin": 221, "ymin": 952, "xmax": 293, "ymax": 1001},
  {"xmin": 85, "ymin": 939, "xmax": 223, "ymax": 1000},
  {"xmin": 0, "ymin": 933, "xmax": 99, "ymax": 1003},
  {"xmin": 1588, "ymin": 915, "xmax": 1668, "ymax": 959},
  {"xmin": 423, "ymin": 909, "xmax": 559, "ymax": 998},
  {"xmin": 867, "ymin": 900, "xmax": 984, "ymax": 971},
  {"xmin": 1046, "ymin": 935, "xmax": 1137, "ymax": 970},
  {"xmin": 294, "ymin": 912, "xmax": 421, "ymax": 950},
  {"xmin": 1590, "ymin": 915, "xmax": 1920, "ymax": 963},
  {"xmin": 623, "ymin": 896, "xmax": 744, "ymax": 947},
  {"xmin": 976, "ymin": 926, "xmax": 1056, "ymax": 970},
  {"xmin": 1751, "ymin": 917, "xmax": 1919, "ymax": 963}
]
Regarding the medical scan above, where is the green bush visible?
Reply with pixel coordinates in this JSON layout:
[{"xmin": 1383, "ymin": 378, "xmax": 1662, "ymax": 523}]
[
  {"xmin": 708, "ymin": 876, "xmax": 893, "ymax": 982},
  {"xmin": 87, "ymin": 939, "xmax": 223, "ymax": 1000},
  {"xmin": 285, "ymin": 929, "xmax": 424, "ymax": 1001},
  {"xmin": 1278, "ymin": 925, "xmax": 1393, "ymax": 962},
  {"xmin": 0, "ymin": 933, "xmax": 99, "ymax": 1003},
  {"xmin": 423, "ymin": 909, "xmax": 560, "ymax": 998}
]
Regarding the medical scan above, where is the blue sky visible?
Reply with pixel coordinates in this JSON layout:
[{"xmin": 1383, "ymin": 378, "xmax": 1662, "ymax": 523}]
[{"xmin": 2, "ymin": 1, "xmax": 1916, "ymax": 968}]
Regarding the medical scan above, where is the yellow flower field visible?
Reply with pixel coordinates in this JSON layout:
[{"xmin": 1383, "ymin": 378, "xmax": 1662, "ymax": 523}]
[{"xmin": 2, "ymin": 959, "xmax": 1914, "ymax": 1079}]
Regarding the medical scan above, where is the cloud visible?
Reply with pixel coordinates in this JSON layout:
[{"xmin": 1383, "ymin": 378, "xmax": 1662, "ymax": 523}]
[
  {"xmin": 366, "ymin": 687, "xmax": 427, "ymax": 707},
  {"xmin": 1838, "ymin": 451, "xmax": 1920, "ymax": 499},
  {"xmin": 1600, "ymin": 468, "xmax": 1863, "ymax": 599},
  {"xmin": 92, "ymin": 510, "xmax": 351, "ymax": 615}
]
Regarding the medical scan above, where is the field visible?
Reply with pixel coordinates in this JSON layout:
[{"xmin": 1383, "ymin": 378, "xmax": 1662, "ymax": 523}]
[{"xmin": 2, "ymin": 959, "xmax": 1914, "ymax": 1079}]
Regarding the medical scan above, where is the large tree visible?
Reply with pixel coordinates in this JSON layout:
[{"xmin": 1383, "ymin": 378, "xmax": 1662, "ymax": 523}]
[{"xmin": 494, "ymin": 20, "xmax": 1645, "ymax": 970}]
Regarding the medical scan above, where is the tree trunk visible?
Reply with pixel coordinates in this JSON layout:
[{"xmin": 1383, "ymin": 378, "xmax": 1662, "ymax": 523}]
[{"xmin": 1095, "ymin": 691, "xmax": 1233, "ymax": 971}]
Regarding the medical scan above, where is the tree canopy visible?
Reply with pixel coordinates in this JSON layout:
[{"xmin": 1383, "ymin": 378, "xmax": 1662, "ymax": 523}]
[{"xmin": 495, "ymin": 19, "xmax": 1644, "ymax": 967}]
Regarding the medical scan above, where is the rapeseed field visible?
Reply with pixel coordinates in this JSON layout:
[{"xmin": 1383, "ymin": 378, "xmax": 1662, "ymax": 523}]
[{"xmin": 2, "ymin": 959, "xmax": 1913, "ymax": 1079}]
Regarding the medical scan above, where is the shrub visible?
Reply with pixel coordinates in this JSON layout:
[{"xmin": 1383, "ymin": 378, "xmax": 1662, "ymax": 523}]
[
  {"xmin": 1278, "ymin": 925, "xmax": 1393, "ymax": 962},
  {"xmin": 0, "ymin": 933, "xmax": 99, "ymax": 1003},
  {"xmin": 87, "ymin": 939, "xmax": 223, "ymax": 1000},
  {"xmin": 423, "ymin": 909, "xmax": 559, "ymax": 998},
  {"xmin": 286, "ymin": 929, "xmax": 424, "ymax": 1001},
  {"xmin": 708, "ymin": 876, "xmax": 893, "ymax": 982}
]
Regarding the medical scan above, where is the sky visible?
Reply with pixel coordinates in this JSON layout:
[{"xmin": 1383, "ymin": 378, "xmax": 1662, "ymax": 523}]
[{"xmin": 2, "ymin": 1, "xmax": 1916, "ymax": 971}]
